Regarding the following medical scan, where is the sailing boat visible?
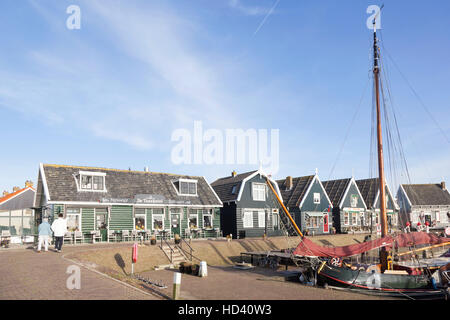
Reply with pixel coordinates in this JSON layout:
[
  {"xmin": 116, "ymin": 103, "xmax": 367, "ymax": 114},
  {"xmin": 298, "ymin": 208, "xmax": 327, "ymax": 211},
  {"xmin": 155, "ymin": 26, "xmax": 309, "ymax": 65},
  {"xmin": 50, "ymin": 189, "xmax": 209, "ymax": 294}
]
[{"xmin": 265, "ymin": 9, "xmax": 450, "ymax": 300}]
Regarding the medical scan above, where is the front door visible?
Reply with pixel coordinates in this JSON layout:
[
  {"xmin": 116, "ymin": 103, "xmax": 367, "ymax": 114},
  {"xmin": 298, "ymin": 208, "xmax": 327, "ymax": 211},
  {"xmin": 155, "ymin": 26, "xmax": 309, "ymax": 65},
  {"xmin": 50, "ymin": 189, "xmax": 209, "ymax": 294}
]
[
  {"xmin": 171, "ymin": 214, "xmax": 180, "ymax": 237},
  {"xmin": 424, "ymin": 214, "xmax": 432, "ymax": 226},
  {"xmin": 323, "ymin": 214, "xmax": 329, "ymax": 233},
  {"xmin": 96, "ymin": 211, "xmax": 108, "ymax": 241}
]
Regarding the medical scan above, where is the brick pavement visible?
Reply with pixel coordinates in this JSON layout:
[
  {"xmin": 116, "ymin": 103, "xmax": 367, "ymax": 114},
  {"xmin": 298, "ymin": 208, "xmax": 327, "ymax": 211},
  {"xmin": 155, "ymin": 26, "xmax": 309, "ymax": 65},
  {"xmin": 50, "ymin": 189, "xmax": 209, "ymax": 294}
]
[{"xmin": 0, "ymin": 245, "xmax": 160, "ymax": 300}]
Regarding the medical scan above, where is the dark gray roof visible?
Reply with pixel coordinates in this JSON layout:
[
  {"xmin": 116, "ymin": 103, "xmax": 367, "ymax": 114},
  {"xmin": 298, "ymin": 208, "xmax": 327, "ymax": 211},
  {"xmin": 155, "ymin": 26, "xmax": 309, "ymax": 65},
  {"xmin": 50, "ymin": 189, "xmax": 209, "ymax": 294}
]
[
  {"xmin": 276, "ymin": 175, "xmax": 314, "ymax": 208},
  {"xmin": 402, "ymin": 183, "xmax": 450, "ymax": 206},
  {"xmin": 322, "ymin": 178, "xmax": 351, "ymax": 208},
  {"xmin": 211, "ymin": 171, "xmax": 257, "ymax": 202},
  {"xmin": 41, "ymin": 164, "xmax": 222, "ymax": 206},
  {"xmin": 0, "ymin": 188, "xmax": 35, "ymax": 211},
  {"xmin": 356, "ymin": 178, "xmax": 379, "ymax": 209}
]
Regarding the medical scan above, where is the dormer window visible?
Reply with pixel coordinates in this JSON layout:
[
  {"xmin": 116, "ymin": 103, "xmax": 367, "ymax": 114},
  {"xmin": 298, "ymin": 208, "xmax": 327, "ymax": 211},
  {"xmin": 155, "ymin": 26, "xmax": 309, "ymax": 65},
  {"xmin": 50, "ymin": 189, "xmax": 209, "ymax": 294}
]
[
  {"xmin": 173, "ymin": 179, "xmax": 197, "ymax": 196},
  {"xmin": 231, "ymin": 185, "xmax": 237, "ymax": 195},
  {"xmin": 78, "ymin": 171, "xmax": 106, "ymax": 192}
]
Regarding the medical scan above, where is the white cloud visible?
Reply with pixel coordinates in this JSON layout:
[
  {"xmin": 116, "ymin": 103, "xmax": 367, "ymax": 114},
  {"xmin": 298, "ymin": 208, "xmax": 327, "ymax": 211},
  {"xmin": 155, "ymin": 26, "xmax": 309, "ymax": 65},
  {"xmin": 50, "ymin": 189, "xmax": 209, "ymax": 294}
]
[
  {"xmin": 2, "ymin": 0, "xmax": 246, "ymax": 151},
  {"xmin": 228, "ymin": 0, "xmax": 273, "ymax": 16}
]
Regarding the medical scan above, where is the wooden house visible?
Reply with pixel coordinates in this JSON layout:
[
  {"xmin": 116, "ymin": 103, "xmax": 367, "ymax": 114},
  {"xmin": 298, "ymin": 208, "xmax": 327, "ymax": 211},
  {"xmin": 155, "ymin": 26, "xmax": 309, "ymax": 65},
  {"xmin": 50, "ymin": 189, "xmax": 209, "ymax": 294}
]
[
  {"xmin": 276, "ymin": 174, "xmax": 333, "ymax": 236},
  {"xmin": 397, "ymin": 181, "xmax": 450, "ymax": 232},
  {"xmin": 33, "ymin": 164, "xmax": 223, "ymax": 242},
  {"xmin": 211, "ymin": 170, "xmax": 284, "ymax": 239},
  {"xmin": 0, "ymin": 181, "xmax": 35, "ymax": 244},
  {"xmin": 355, "ymin": 178, "xmax": 400, "ymax": 232},
  {"xmin": 322, "ymin": 177, "xmax": 367, "ymax": 234}
]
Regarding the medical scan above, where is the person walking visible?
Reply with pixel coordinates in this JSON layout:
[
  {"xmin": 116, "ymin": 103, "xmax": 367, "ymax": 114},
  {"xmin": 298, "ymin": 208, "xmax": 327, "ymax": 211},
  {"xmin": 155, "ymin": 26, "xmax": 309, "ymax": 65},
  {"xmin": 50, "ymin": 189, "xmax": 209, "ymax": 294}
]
[
  {"xmin": 37, "ymin": 217, "xmax": 53, "ymax": 252},
  {"xmin": 51, "ymin": 213, "xmax": 67, "ymax": 252}
]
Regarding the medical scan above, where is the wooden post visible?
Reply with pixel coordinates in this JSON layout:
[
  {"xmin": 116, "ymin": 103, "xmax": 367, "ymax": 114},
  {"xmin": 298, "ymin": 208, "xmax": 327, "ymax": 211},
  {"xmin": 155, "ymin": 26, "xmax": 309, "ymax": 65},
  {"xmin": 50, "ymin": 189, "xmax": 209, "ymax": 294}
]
[{"xmin": 173, "ymin": 272, "xmax": 181, "ymax": 300}]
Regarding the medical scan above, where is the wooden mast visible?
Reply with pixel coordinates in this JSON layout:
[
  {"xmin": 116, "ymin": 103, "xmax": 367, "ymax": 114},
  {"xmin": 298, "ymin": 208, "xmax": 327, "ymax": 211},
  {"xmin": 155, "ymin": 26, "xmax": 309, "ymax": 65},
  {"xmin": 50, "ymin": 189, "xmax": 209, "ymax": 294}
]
[{"xmin": 372, "ymin": 14, "xmax": 390, "ymax": 270}]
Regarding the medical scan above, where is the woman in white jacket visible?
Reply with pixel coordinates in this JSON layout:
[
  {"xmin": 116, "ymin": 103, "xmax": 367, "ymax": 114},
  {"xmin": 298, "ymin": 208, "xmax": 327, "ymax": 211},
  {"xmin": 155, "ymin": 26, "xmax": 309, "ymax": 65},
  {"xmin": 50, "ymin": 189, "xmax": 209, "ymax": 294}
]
[{"xmin": 51, "ymin": 214, "xmax": 67, "ymax": 252}]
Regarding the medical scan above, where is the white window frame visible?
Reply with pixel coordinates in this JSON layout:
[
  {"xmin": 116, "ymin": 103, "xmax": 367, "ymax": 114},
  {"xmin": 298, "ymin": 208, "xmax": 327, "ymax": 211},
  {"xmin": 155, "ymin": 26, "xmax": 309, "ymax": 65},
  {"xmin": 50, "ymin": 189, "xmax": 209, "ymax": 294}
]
[
  {"xmin": 243, "ymin": 211, "xmax": 254, "ymax": 228},
  {"xmin": 313, "ymin": 193, "xmax": 321, "ymax": 204},
  {"xmin": 351, "ymin": 195, "xmax": 358, "ymax": 208},
  {"xmin": 252, "ymin": 183, "xmax": 266, "ymax": 202},
  {"xmin": 258, "ymin": 210, "xmax": 265, "ymax": 228},
  {"xmin": 173, "ymin": 179, "xmax": 198, "ymax": 196},
  {"xmin": 272, "ymin": 209, "xmax": 280, "ymax": 230},
  {"xmin": 203, "ymin": 212, "xmax": 213, "ymax": 229},
  {"xmin": 78, "ymin": 171, "xmax": 107, "ymax": 193},
  {"xmin": 66, "ymin": 208, "xmax": 81, "ymax": 232},
  {"xmin": 360, "ymin": 212, "xmax": 365, "ymax": 226},
  {"xmin": 351, "ymin": 212, "xmax": 357, "ymax": 225},
  {"xmin": 134, "ymin": 213, "xmax": 147, "ymax": 230},
  {"xmin": 152, "ymin": 213, "xmax": 165, "ymax": 231},
  {"xmin": 344, "ymin": 212, "xmax": 349, "ymax": 226},
  {"xmin": 435, "ymin": 211, "xmax": 440, "ymax": 222},
  {"xmin": 189, "ymin": 213, "xmax": 199, "ymax": 230}
]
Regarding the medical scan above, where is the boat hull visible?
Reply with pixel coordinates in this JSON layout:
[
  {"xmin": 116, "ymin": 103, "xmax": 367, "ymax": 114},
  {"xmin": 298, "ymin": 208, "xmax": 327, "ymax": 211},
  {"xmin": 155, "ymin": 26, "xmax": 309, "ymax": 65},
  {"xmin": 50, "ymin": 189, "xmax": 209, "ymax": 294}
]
[{"xmin": 317, "ymin": 264, "xmax": 445, "ymax": 299}]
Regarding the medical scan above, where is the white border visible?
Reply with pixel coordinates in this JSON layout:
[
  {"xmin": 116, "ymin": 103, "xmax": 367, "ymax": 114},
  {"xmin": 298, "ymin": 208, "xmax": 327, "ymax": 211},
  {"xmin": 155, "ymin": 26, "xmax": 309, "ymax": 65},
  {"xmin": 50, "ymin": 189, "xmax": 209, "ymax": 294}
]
[
  {"xmin": 338, "ymin": 177, "xmax": 368, "ymax": 210},
  {"xmin": 236, "ymin": 169, "xmax": 284, "ymax": 203},
  {"xmin": 40, "ymin": 163, "xmax": 51, "ymax": 202},
  {"xmin": 373, "ymin": 183, "xmax": 399, "ymax": 210},
  {"xmin": 203, "ymin": 177, "xmax": 223, "ymax": 206},
  {"xmin": 171, "ymin": 180, "xmax": 198, "ymax": 197}
]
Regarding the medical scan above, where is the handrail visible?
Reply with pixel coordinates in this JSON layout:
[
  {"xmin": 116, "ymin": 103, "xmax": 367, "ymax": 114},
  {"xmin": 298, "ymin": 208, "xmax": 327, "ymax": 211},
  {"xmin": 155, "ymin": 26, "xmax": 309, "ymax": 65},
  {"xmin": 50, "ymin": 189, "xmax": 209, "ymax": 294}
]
[
  {"xmin": 161, "ymin": 236, "xmax": 175, "ymax": 263},
  {"xmin": 179, "ymin": 237, "xmax": 195, "ymax": 261},
  {"xmin": 176, "ymin": 244, "xmax": 202, "ymax": 263},
  {"xmin": 265, "ymin": 178, "xmax": 304, "ymax": 238}
]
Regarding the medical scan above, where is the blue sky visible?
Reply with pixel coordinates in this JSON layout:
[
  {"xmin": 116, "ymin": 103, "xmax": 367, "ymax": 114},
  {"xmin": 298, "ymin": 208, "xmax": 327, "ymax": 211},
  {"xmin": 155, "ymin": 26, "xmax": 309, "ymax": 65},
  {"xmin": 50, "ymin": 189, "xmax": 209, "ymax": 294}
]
[{"xmin": 1, "ymin": 0, "xmax": 449, "ymax": 193}]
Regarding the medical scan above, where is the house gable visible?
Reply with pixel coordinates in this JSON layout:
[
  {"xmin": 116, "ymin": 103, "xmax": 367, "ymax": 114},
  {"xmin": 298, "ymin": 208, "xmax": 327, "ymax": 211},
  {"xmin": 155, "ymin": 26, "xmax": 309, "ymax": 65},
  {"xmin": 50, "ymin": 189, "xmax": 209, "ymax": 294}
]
[
  {"xmin": 373, "ymin": 185, "xmax": 398, "ymax": 211},
  {"xmin": 299, "ymin": 175, "xmax": 332, "ymax": 212},
  {"xmin": 339, "ymin": 179, "xmax": 367, "ymax": 210},
  {"xmin": 0, "ymin": 187, "xmax": 35, "ymax": 211},
  {"xmin": 236, "ymin": 173, "xmax": 277, "ymax": 209}
]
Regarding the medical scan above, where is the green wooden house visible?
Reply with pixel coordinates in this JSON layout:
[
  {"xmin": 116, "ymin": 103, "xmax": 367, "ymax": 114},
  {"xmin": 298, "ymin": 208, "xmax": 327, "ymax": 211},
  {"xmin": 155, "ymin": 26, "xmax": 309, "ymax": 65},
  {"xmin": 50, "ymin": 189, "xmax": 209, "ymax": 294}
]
[
  {"xmin": 211, "ymin": 170, "xmax": 284, "ymax": 239},
  {"xmin": 276, "ymin": 173, "xmax": 333, "ymax": 236},
  {"xmin": 33, "ymin": 164, "xmax": 223, "ymax": 242},
  {"xmin": 356, "ymin": 178, "xmax": 400, "ymax": 232},
  {"xmin": 322, "ymin": 177, "xmax": 367, "ymax": 234}
]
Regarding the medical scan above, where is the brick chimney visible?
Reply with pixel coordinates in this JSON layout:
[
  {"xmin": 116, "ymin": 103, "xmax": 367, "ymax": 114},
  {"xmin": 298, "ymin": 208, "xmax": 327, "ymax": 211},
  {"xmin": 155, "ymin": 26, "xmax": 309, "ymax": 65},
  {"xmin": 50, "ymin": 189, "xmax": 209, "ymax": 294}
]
[
  {"xmin": 12, "ymin": 186, "xmax": 20, "ymax": 192},
  {"xmin": 231, "ymin": 170, "xmax": 237, "ymax": 177},
  {"xmin": 25, "ymin": 180, "xmax": 33, "ymax": 188},
  {"xmin": 441, "ymin": 181, "xmax": 446, "ymax": 190},
  {"xmin": 2, "ymin": 191, "xmax": 9, "ymax": 197},
  {"xmin": 286, "ymin": 176, "xmax": 293, "ymax": 190}
]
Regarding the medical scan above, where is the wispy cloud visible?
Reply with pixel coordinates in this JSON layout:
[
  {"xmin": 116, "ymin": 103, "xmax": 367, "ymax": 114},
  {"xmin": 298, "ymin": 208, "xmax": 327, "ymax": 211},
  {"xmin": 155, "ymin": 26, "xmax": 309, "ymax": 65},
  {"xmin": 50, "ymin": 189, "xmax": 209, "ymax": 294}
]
[
  {"xmin": 253, "ymin": 0, "xmax": 281, "ymax": 35},
  {"xmin": 2, "ymin": 0, "xmax": 244, "ymax": 151},
  {"xmin": 228, "ymin": 0, "xmax": 273, "ymax": 16}
]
